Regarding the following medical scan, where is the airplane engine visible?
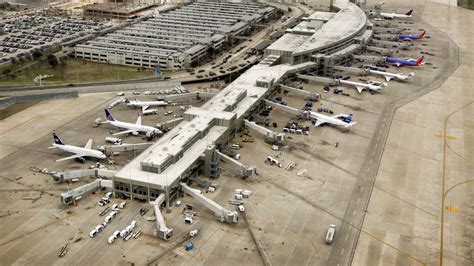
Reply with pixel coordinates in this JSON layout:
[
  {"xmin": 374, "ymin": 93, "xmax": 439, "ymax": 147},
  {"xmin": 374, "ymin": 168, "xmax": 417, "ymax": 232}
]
[
  {"xmin": 146, "ymin": 131, "xmax": 154, "ymax": 138},
  {"xmin": 75, "ymin": 157, "xmax": 86, "ymax": 164},
  {"xmin": 93, "ymin": 118, "xmax": 102, "ymax": 128}
]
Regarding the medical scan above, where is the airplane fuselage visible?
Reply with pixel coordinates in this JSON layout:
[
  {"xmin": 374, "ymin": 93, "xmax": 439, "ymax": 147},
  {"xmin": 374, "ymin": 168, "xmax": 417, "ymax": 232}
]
[
  {"xmin": 336, "ymin": 79, "xmax": 383, "ymax": 92},
  {"xmin": 106, "ymin": 120, "xmax": 158, "ymax": 134},
  {"xmin": 368, "ymin": 69, "xmax": 413, "ymax": 81},
  {"xmin": 309, "ymin": 112, "xmax": 355, "ymax": 127},
  {"xmin": 52, "ymin": 143, "xmax": 106, "ymax": 159},
  {"xmin": 385, "ymin": 57, "xmax": 420, "ymax": 67},
  {"xmin": 380, "ymin": 13, "xmax": 412, "ymax": 19},
  {"xmin": 127, "ymin": 101, "xmax": 168, "ymax": 108}
]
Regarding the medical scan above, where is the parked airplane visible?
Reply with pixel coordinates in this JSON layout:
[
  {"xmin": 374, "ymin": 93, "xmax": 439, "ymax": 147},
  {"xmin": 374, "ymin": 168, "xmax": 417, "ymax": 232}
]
[
  {"xmin": 367, "ymin": 69, "xmax": 415, "ymax": 81},
  {"xmin": 385, "ymin": 56, "xmax": 424, "ymax": 67},
  {"xmin": 49, "ymin": 132, "xmax": 106, "ymax": 163},
  {"xmin": 335, "ymin": 78, "xmax": 384, "ymax": 93},
  {"xmin": 103, "ymin": 109, "xmax": 162, "ymax": 138},
  {"xmin": 309, "ymin": 112, "xmax": 356, "ymax": 128},
  {"xmin": 381, "ymin": 9, "xmax": 413, "ymax": 19},
  {"xmin": 126, "ymin": 99, "xmax": 168, "ymax": 111},
  {"xmin": 399, "ymin": 31, "xmax": 425, "ymax": 41}
]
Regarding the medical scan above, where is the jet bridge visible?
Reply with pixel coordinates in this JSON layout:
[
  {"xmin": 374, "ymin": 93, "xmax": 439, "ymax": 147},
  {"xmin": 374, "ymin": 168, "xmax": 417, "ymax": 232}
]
[
  {"xmin": 53, "ymin": 168, "xmax": 116, "ymax": 183},
  {"xmin": 101, "ymin": 142, "xmax": 153, "ymax": 155},
  {"xmin": 331, "ymin": 66, "xmax": 367, "ymax": 76},
  {"xmin": 264, "ymin": 100, "xmax": 308, "ymax": 118},
  {"xmin": 60, "ymin": 179, "xmax": 113, "ymax": 205},
  {"xmin": 151, "ymin": 194, "xmax": 173, "ymax": 240},
  {"xmin": 180, "ymin": 183, "xmax": 238, "ymax": 224},
  {"xmin": 279, "ymin": 84, "xmax": 320, "ymax": 101},
  {"xmin": 215, "ymin": 150, "xmax": 256, "ymax": 177},
  {"xmin": 296, "ymin": 74, "xmax": 334, "ymax": 85},
  {"xmin": 243, "ymin": 119, "xmax": 285, "ymax": 143}
]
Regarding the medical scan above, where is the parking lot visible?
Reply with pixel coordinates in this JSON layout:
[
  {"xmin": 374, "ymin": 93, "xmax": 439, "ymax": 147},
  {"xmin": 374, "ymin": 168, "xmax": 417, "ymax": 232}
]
[{"xmin": 0, "ymin": 15, "xmax": 113, "ymax": 64}]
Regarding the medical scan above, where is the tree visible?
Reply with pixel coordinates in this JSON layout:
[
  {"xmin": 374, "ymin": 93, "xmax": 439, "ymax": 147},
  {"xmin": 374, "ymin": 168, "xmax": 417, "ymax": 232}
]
[
  {"xmin": 2, "ymin": 69, "xmax": 11, "ymax": 76},
  {"xmin": 47, "ymin": 54, "xmax": 59, "ymax": 68},
  {"xmin": 32, "ymin": 50, "xmax": 43, "ymax": 60}
]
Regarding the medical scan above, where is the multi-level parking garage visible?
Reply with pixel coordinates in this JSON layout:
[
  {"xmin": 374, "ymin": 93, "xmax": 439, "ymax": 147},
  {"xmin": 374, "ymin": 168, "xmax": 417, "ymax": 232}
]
[
  {"xmin": 265, "ymin": 1, "xmax": 371, "ymax": 73},
  {"xmin": 74, "ymin": 2, "xmax": 275, "ymax": 70}
]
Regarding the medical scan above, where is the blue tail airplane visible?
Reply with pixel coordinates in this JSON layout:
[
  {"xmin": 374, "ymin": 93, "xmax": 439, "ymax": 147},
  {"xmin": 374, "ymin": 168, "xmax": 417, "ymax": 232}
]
[
  {"xmin": 385, "ymin": 56, "xmax": 424, "ymax": 67},
  {"xmin": 399, "ymin": 31, "xmax": 425, "ymax": 41}
]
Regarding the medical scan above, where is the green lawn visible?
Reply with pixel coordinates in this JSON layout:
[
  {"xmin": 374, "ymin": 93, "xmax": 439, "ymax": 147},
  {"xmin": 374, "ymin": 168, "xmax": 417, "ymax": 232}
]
[
  {"xmin": 0, "ymin": 101, "xmax": 37, "ymax": 120},
  {"xmin": 458, "ymin": 0, "xmax": 474, "ymax": 9},
  {"xmin": 0, "ymin": 59, "xmax": 157, "ymax": 87}
]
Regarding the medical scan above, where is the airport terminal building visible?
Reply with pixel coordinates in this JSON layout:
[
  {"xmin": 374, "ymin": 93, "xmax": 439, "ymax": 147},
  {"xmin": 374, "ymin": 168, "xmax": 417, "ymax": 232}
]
[
  {"xmin": 74, "ymin": 2, "xmax": 275, "ymax": 70},
  {"xmin": 264, "ymin": 1, "xmax": 372, "ymax": 72},
  {"xmin": 112, "ymin": 1, "xmax": 370, "ymax": 206}
]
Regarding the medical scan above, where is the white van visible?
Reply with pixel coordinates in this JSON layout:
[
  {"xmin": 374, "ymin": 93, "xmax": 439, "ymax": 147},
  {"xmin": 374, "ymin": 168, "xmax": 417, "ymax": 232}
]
[
  {"xmin": 105, "ymin": 192, "xmax": 113, "ymax": 200},
  {"xmin": 325, "ymin": 224, "xmax": 336, "ymax": 245},
  {"xmin": 105, "ymin": 214, "xmax": 113, "ymax": 223},
  {"xmin": 107, "ymin": 235, "xmax": 115, "ymax": 244},
  {"xmin": 112, "ymin": 230, "xmax": 120, "ymax": 238},
  {"xmin": 120, "ymin": 229, "xmax": 129, "ymax": 238},
  {"xmin": 95, "ymin": 224, "xmax": 104, "ymax": 232},
  {"xmin": 89, "ymin": 229, "xmax": 97, "ymax": 238}
]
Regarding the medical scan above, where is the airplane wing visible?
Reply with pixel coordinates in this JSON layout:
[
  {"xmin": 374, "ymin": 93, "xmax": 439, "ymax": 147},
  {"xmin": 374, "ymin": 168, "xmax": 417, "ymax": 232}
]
[
  {"xmin": 384, "ymin": 75, "xmax": 393, "ymax": 82},
  {"xmin": 395, "ymin": 63, "xmax": 401, "ymax": 67},
  {"xmin": 344, "ymin": 122, "xmax": 357, "ymax": 128},
  {"xmin": 135, "ymin": 114, "xmax": 142, "ymax": 125},
  {"xmin": 141, "ymin": 105, "xmax": 150, "ymax": 111},
  {"xmin": 314, "ymin": 120, "xmax": 326, "ymax": 127},
  {"xmin": 356, "ymin": 86, "xmax": 364, "ymax": 93},
  {"xmin": 113, "ymin": 130, "xmax": 137, "ymax": 136},
  {"xmin": 84, "ymin": 139, "xmax": 92, "ymax": 150},
  {"xmin": 55, "ymin": 154, "xmax": 84, "ymax": 162}
]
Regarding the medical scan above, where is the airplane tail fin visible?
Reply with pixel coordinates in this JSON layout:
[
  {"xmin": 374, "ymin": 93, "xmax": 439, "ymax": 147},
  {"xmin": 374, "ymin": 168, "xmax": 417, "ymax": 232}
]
[
  {"xmin": 105, "ymin": 109, "xmax": 115, "ymax": 121},
  {"xmin": 52, "ymin": 132, "xmax": 64, "ymax": 145},
  {"xmin": 418, "ymin": 31, "xmax": 426, "ymax": 39},
  {"xmin": 409, "ymin": 72, "xmax": 415, "ymax": 77},
  {"xmin": 405, "ymin": 9, "xmax": 413, "ymax": 16},
  {"xmin": 415, "ymin": 56, "xmax": 424, "ymax": 66}
]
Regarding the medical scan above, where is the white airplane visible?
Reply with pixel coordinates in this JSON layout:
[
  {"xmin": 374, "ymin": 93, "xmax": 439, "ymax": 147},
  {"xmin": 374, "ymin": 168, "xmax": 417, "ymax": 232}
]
[
  {"xmin": 126, "ymin": 99, "xmax": 168, "ymax": 112},
  {"xmin": 335, "ymin": 79, "xmax": 384, "ymax": 93},
  {"xmin": 380, "ymin": 9, "xmax": 413, "ymax": 19},
  {"xmin": 48, "ymin": 132, "xmax": 106, "ymax": 163},
  {"xmin": 368, "ymin": 69, "xmax": 414, "ymax": 82},
  {"xmin": 309, "ymin": 112, "xmax": 356, "ymax": 128},
  {"xmin": 103, "ymin": 109, "xmax": 162, "ymax": 138}
]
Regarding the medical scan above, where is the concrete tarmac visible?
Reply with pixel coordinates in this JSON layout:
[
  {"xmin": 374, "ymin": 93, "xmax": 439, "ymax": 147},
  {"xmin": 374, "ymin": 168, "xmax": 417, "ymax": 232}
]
[{"xmin": 353, "ymin": 1, "xmax": 473, "ymax": 265}]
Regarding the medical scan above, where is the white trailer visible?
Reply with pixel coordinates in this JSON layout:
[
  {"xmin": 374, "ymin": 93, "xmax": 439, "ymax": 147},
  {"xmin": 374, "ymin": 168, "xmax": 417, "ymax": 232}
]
[{"xmin": 181, "ymin": 183, "xmax": 238, "ymax": 224}]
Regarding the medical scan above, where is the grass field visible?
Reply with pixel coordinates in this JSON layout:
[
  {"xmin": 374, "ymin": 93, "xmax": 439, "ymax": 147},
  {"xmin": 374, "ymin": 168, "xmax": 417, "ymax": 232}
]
[
  {"xmin": 458, "ymin": 0, "xmax": 474, "ymax": 9},
  {"xmin": 0, "ymin": 59, "xmax": 157, "ymax": 86},
  {"xmin": 0, "ymin": 102, "xmax": 37, "ymax": 120}
]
